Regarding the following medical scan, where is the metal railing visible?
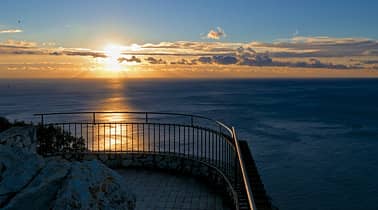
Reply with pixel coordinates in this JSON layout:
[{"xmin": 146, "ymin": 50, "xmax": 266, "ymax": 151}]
[{"xmin": 34, "ymin": 111, "xmax": 255, "ymax": 210}]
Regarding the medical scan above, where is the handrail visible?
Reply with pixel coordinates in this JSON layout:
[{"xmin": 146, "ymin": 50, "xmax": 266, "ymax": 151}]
[
  {"xmin": 232, "ymin": 127, "xmax": 256, "ymax": 210},
  {"xmin": 34, "ymin": 111, "xmax": 234, "ymax": 136},
  {"xmin": 34, "ymin": 111, "xmax": 214, "ymax": 122}
]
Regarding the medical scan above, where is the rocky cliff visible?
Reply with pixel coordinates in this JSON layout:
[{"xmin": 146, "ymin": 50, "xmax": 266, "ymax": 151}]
[{"xmin": 0, "ymin": 126, "xmax": 135, "ymax": 210}]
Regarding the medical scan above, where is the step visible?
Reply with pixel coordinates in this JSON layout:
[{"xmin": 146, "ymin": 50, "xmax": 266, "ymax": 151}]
[{"xmin": 238, "ymin": 140, "xmax": 275, "ymax": 210}]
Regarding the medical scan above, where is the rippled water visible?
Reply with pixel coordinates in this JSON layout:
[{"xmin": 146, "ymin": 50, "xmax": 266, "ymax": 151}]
[{"xmin": 1, "ymin": 78, "xmax": 378, "ymax": 210}]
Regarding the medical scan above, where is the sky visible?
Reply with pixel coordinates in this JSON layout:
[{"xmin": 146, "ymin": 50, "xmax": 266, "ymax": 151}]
[{"xmin": 1, "ymin": 0, "xmax": 378, "ymax": 78}]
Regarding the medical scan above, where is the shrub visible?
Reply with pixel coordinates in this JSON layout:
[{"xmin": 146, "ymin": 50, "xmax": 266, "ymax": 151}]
[
  {"xmin": 37, "ymin": 124, "xmax": 86, "ymax": 155},
  {"xmin": 0, "ymin": 117, "xmax": 11, "ymax": 132},
  {"xmin": 0, "ymin": 116, "xmax": 85, "ymax": 155}
]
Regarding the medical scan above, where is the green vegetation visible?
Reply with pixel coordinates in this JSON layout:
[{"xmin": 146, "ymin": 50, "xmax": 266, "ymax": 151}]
[
  {"xmin": 0, "ymin": 116, "xmax": 28, "ymax": 132},
  {"xmin": 37, "ymin": 125, "xmax": 85, "ymax": 155},
  {"xmin": 0, "ymin": 117, "xmax": 85, "ymax": 155}
]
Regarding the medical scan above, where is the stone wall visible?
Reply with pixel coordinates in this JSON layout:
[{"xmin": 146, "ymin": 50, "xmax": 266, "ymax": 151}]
[{"xmin": 65, "ymin": 152, "xmax": 239, "ymax": 209}]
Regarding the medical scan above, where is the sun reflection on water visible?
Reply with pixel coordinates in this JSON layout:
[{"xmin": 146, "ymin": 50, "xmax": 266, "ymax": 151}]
[
  {"xmin": 88, "ymin": 123, "xmax": 138, "ymax": 152},
  {"xmin": 86, "ymin": 79, "xmax": 143, "ymax": 151}
]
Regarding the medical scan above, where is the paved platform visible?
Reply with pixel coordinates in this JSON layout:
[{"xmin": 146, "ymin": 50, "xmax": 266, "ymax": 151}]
[{"xmin": 116, "ymin": 168, "xmax": 232, "ymax": 210}]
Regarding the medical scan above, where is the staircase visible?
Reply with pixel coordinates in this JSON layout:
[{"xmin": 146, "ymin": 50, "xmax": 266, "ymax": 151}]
[{"xmin": 237, "ymin": 140, "xmax": 275, "ymax": 210}]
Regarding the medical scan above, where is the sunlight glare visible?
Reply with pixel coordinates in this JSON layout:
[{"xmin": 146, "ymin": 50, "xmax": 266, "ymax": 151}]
[
  {"xmin": 104, "ymin": 44, "xmax": 122, "ymax": 60},
  {"xmin": 104, "ymin": 44, "xmax": 122, "ymax": 72}
]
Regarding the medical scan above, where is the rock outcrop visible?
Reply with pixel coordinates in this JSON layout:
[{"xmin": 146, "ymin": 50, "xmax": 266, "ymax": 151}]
[
  {"xmin": 0, "ymin": 145, "xmax": 44, "ymax": 207},
  {"xmin": 0, "ymin": 126, "xmax": 37, "ymax": 153},
  {"xmin": 2, "ymin": 158, "xmax": 69, "ymax": 210},
  {"xmin": 0, "ymin": 126, "xmax": 135, "ymax": 210},
  {"xmin": 54, "ymin": 161, "xmax": 135, "ymax": 210}
]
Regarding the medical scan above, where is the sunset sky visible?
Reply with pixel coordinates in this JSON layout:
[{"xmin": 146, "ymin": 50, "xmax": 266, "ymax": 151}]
[{"xmin": 1, "ymin": 0, "xmax": 378, "ymax": 78}]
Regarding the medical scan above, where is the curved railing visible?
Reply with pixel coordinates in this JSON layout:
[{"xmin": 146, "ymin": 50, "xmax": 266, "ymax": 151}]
[{"xmin": 34, "ymin": 111, "xmax": 256, "ymax": 210}]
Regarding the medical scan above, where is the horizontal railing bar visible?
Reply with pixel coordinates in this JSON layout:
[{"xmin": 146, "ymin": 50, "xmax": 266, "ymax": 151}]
[
  {"xmin": 34, "ymin": 111, "xmax": 210, "ymax": 121},
  {"xmin": 33, "ymin": 111, "xmax": 233, "ymax": 136}
]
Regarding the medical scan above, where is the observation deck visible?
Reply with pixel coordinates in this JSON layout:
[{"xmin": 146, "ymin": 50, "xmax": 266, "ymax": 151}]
[{"xmin": 35, "ymin": 111, "xmax": 274, "ymax": 210}]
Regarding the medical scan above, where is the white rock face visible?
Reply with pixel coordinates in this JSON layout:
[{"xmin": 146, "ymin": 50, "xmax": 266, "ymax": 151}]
[
  {"xmin": 0, "ymin": 126, "xmax": 37, "ymax": 153},
  {"xmin": 0, "ymin": 127, "xmax": 136, "ymax": 210},
  {"xmin": 54, "ymin": 160, "xmax": 136, "ymax": 210},
  {"xmin": 0, "ymin": 145, "xmax": 45, "ymax": 206},
  {"xmin": 3, "ymin": 158, "xmax": 70, "ymax": 210}
]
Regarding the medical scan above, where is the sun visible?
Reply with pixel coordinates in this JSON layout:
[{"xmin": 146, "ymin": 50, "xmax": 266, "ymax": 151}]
[
  {"xmin": 103, "ymin": 44, "xmax": 122, "ymax": 72},
  {"xmin": 104, "ymin": 44, "xmax": 122, "ymax": 60}
]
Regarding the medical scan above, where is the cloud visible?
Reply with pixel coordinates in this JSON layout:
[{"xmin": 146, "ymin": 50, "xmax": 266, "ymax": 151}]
[
  {"xmin": 117, "ymin": 56, "xmax": 141, "ymax": 63},
  {"xmin": 1, "ymin": 36, "xmax": 376, "ymax": 70},
  {"xmin": 170, "ymin": 59, "xmax": 196, "ymax": 65},
  {"xmin": 0, "ymin": 40, "xmax": 107, "ymax": 58},
  {"xmin": 60, "ymin": 50, "xmax": 107, "ymax": 58},
  {"xmin": 49, "ymin": 51, "xmax": 62, "ymax": 56},
  {"xmin": 213, "ymin": 55, "xmax": 238, "ymax": 64},
  {"xmin": 47, "ymin": 48, "xmax": 107, "ymax": 58},
  {"xmin": 197, "ymin": 57, "xmax": 212, "ymax": 64},
  {"xmin": 363, "ymin": 49, "xmax": 378, "ymax": 56},
  {"xmin": 258, "ymin": 36, "xmax": 378, "ymax": 57},
  {"xmin": 289, "ymin": 36, "xmax": 369, "ymax": 44},
  {"xmin": 286, "ymin": 58, "xmax": 349, "ymax": 69},
  {"xmin": 2, "ymin": 36, "xmax": 377, "ymax": 59},
  {"xmin": 193, "ymin": 46, "xmax": 355, "ymax": 69},
  {"xmin": 145, "ymin": 57, "xmax": 167, "ymax": 64},
  {"xmin": 137, "ymin": 36, "xmax": 378, "ymax": 59},
  {"xmin": 195, "ymin": 47, "xmax": 274, "ymax": 66},
  {"xmin": 236, "ymin": 47, "xmax": 351, "ymax": 69},
  {"xmin": 0, "ymin": 40, "xmax": 109, "ymax": 58},
  {"xmin": 196, "ymin": 56, "xmax": 238, "ymax": 65},
  {"xmin": 137, "ymin": 41, "xmax": 240, "ymax": 57},
  {"xmin": 42, "ymin": 42, "xmax": 56, "ymax": 47},
  {"xmin": 206, "ymin": 27, "xmax": 226, "ymax": 40},
  {"xmin": 0, "ymin": 40, "xmax": 42, "ymax": 55},
  {"xmin": 0, "ymin": 39, "xmax": 37, "ymax": 48},
  {"xmin": 0, "ymin": 29, "xmax": 23, "ymax": 34},
  {"xmin": 362, "ymin": 60, "xmax": 378, "ymax": 64},
  {"xmin": 237, "ymin": 47, "xmax": 273, "ymax": 66}
]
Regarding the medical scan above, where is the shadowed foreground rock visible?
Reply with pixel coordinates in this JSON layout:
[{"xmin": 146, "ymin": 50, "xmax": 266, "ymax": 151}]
[{"xmin": 0, "ymin": 127, "xmax": 135, "ymax": 210}]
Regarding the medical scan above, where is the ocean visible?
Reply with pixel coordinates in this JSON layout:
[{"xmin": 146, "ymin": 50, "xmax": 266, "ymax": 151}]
[{"xmin": 1, "ymin": 78, "xmax": 378, "ymax": 210}]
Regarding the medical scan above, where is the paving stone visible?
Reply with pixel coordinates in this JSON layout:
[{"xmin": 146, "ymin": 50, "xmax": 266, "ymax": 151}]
[{"xmin": 116, "ymin": 168, "xmax": 231, "ymax": 210}]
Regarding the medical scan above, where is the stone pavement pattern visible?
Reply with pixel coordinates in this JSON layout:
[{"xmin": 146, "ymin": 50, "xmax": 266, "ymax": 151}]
[{"xmin": 117, "ymin": 168, "xmax": 232, "ymax": 210}]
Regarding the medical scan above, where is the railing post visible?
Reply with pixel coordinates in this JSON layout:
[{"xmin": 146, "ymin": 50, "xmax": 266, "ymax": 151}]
[
  {"xmin": 235, "ymin": 151, "xmax": 238, "ymax": 186},
  {"xmin": 145, "ymin": 112, "xmax": 148, "ymax": 123},
  {"xmin": 40, "ymin": 114, "xmax": 44, "ymax": 155},
  {"xmin": 92, "ymin": 112, "xmax": 96, "ymax": 124},
  {"xmin": 191, "ymin": 116, "xmax": 194, "ymax": 126}
]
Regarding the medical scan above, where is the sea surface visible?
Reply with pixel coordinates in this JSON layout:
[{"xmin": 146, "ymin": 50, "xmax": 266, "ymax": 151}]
[{"xmin": 1, "ymin": 78, "xmax": 378, "ymax": 210}]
